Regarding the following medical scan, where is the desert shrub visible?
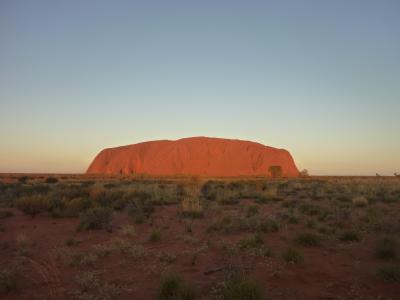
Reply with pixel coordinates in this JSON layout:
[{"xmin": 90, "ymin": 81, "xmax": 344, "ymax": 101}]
[
  {"xmin": 339, "ymin": 231, "xmax": 360, "ymax": 242},
  {"xmin": 239, "ymin": 234, "xmax": 264, "ymax": 249},
  {"xmin": 127, "ymin": 206, "xmax": 147, "ymax": 223},
  {"xmin": 61, "ymin": 184, "xmax": 90, "ymax": 200},
  {"xmin": 218, "ymin": 197, "xmax": 240, "ymax": 205},
  {"xmin": 201, "ymin": 180, "xmax": 220, "ymax": 201},
  {"xmin": 18, "ymin": 176, "xmax": 30, "ymax": 184},
  {"xmin": 65, "ymin": 237, "xmax": 81, "ymax": 247},
  {"xmin": 201, "ymin": 181, "xmax": 241, "ymax": 204},
  {"xmin": 298, "ymin": 203, "xmax": 321, "ymax": 216},
  {"xmin": 300, "ymin": 169, "xmax": 309, "ymax": 177},
  {"xmin": 120, "ymin": 224, "xmax": 136, "ymax": 237},
  {"xmin": 375, "ymin": 238, "xmax": 397, "ymax": 260},
  {"xmin": 103, "ymin": 183, "xmax": 117, "ymax": 189},
  {"xmin": 222, "ymin": 275, "xmax": 264, "ymax": 300},
  {"xmin": 152, "ymin": 189, "xmax": 180, "ymax": 206},
  {"xmin": 288, "ymin": 215, "xmax": 299, "ymax": 224},
  {"xmin": 45, "ymin": 177, "xmax": 58, "ymax": 184},
  {"xmin": 336, "ymin": 194, "xmax": 351, "ymax": 202},
  {"xmin": 71, "ymin": 270, "xmax": 123, "ymax": 299},
  {"xmin": 180, "ymin": 197, "xmax": 203, "ymax": 218},
  {"xmin": 16, "ymin": 195, "xmax": 50, "ymax": 217},
  {"xmin": 256, "ymin": 186, "xmax": 282, "ymax": 203},
  {"xmin": 238, "ymin": 183, "xmax": 260, "ymax": 199},
  {"xmin": 133, "ymin": 213, "xmax": 145, "ymax": 224},
  {"xmin": 158, "ymin": 272, "xmax": 196, "ymax": 300},
  {"xmin": 369, "ymin": 186, "xmax": 398, "ymax": 203},
  {"xmin": 94, "ymin": 190, "xmax": 125, "ymax": 209},
  {"xmin": 246, "ymin": 205, "xmax": 259, "ymax": 218},
  {"xmin": 207, "ymin": 215, "xmax": 280, "ymax": 235},
  {"xmin": 282, "ymin": 248, "xmax": 304, "ymax": 264},
  {"xmin": 13, "ymin": 184, "xmax": 51, "ymax": 198},
  {"xmin": 295, "ymin": 232, "xmax": 321, "ymax": 246},
  {"xmin": 317, "ymin": 209, "xmax": 331, "ymax": 222},
  {"xmin": 376, "ymin": 265, "xmax": 400, "ymax": 282},
  {"xmin": 73, "ymin": 252, "xmax": 99, "ymax": 267},
  {"xmin": 0, "ymin": 209, "xmax": 13, "ymax": 219},
  {"xmin": 77, "ymin": 207, "xmax": 113, "ymax": 231},
  {"xmin": 217, "ymin": 189, "xmax": 240, "ymax": 205},
  {"xmin": 51, "ymin": 197, "xmax": 92, "ymax": 218},
  {"xmin": 0, "ymin": 266, "xmax": 20, "ymax": 292},
  {"xmin": 176, "ymin": 184, "xmax": 187, "ymax": 198},
  {"xmin": 305, "ymin": 220, "xmax": 315, "ymax": 229},
  {"xmin": 352, "ymin": 196, "xmax": 368, "ymax": 207},
  {"xmin": 66, "ymin": 197, "xmax": 92, "ymax": 214},
  {"xmin": 157, "ymin": 251, "xmax": 177, "ymax": 264},
  {"xmin": 16, "ymin": 233, "xmax": 32, "ymax": 256},
  {"xmin": 106, "ymin": 238, "xmax": 147, "ymax": 260},
  {"xmin": 79, "ymin": 238, "xmax": 146, "ymax": 262},
  {"xmin": 149, "ymin": 228, "xmax": 161, "ymax": 242},
  {"xmin": 207, "ymin": 216, "xmax": 233, "ymax": 234},
  {"xmin": 259, "ymin": 218, "xmax": 280, "ymax": 233},
  {"xmin": 126, "ymin": 191, "xmax": 155, "ymax": 219}
]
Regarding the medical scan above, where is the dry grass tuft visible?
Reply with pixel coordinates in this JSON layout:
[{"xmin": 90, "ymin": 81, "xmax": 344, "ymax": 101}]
[{"xmin": 352, "ymin": 196, "xmax": 368, "ymax": 207}]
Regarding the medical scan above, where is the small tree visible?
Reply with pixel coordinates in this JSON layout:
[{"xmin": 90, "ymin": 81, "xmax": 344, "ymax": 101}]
[
  {"xmin": 268, "ymin": 166, "xmax": 282, "ymax": 178},
  {"xmin": 300, "ymin": 169, "xmax": 309, "ymax": 177}
]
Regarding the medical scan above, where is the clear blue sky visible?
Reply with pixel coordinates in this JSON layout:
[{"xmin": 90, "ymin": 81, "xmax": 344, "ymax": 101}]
[{"xmin": 1, "ymin": 0, "xmax": 399, "ymax": 175}]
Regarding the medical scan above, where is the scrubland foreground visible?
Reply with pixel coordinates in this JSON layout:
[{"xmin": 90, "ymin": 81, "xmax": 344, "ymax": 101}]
[{"xmin": 0, "ymin": 175, "xmax": 400, "ymax": 300}]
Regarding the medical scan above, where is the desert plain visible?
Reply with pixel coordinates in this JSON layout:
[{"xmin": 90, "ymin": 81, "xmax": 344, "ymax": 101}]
[{"xmin": 0, "ymin": 174, "xmax": 399, "ymax": 299}]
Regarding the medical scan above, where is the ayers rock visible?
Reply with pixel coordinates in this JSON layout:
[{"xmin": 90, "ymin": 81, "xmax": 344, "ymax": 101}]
[{"xmin": 87, "ymin": 137, "xmax": 299, "ymax": 177}]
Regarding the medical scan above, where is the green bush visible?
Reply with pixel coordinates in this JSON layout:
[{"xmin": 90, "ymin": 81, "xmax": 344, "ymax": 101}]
[
  {"xmin": 246, "ymin": 205, "xmax": 259, "ymax": 218},
  {"xmin": 158, "ymin": 272, "xmax": 196, "ymax": 300},
  {"xmin": 376, "ymin": 265, "xmax": 400, "ymax": 282},
  {"xmin": 51, "ymin": 197, "xmax": 92, "ymax": 218},
  {"xmin": 65, "ymin": 237, "xmax": 81, "ymax": 247},
  {"xmin": 222, "ymin": 275, "xmax": 264, "ymax": 300},
  {"xmin": 218, "ymin": 196, "xmax": 240, "ymax": 205},
  {"xmin": 0, "ymin": 267, "xmax": 20, "ymax": 292},
  {"xmin": 77, "ymin": 207, "xmax": 113, "ymax": 231},
  {"xmin": 16, "ymin": 195, "xmax": 50, "ymax": 217},
  {"xmin": 179, "ymin": 197, "xmax": 203, "ymax": 219},
  {"xmin": 126, "ymin": 191, "xmax": 155, "ymax": 220},
  {"xmin": 339, "ymin": 231, "xmax": 360, "ymax": 242},
  {"xmin": 16, "ymin": 233, "xmax": 32, "ymax": 256},
  {"xmin": 298, "ymin": 204, "xmax": 321, "ymax": 216},
  {"xmin": 94, "ymin": 190, "xmax": 125, "ymax": 209},
  {"xmin": 179, "ymin": 210, "xmax": 204, "ymax": 219},
  {"xmin": 282, "ymin": 248, "xmax": 304, "ymax": 264},
  {"xmin": 239, "ymin": 234, "xmax": 264, "ymax": 249},
  {"xmin": 201, "ymin": 180, "xmax": 219, "ymax": 201},
  {"xmin": 0, "ymin": 209, "xmax": 14, "ymax": 219},
  {"xmin": 149, "ymin": 228, "xmax": 161, "ymax": 242},
  {"xmin": 259, "ymin": 218, "xmax": 280, "ymax": 233},
  {"xmin": 295, "ymin": 232, "xmax": 321, "ymax": 246},
  {"xmin": 305, "ymin": 220, "xmax": 315, "ymax": 229},
  {"xmin": 375, "ymin": 238, "xmax": 397, "ymax": 260}
]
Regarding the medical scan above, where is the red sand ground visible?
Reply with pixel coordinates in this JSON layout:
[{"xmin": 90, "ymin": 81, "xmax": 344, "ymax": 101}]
[
  {"xmin": 1, "ymin": 204, "xmax": 399, "ymax": 299},
  {"xmin": 86, "ymin": 137, "xmax": 299, "ymax": 177}
]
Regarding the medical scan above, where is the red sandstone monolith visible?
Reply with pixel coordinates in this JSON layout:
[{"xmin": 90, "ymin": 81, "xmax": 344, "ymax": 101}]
[{"xmin": 86, "ymin": 137, "xmax": 299, "ymax": 177}]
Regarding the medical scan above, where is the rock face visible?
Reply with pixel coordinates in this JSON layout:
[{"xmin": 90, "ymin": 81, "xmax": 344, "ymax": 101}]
[{"xmin": 86, "ymin": 137, "xmax": 299, "ymax": 177}]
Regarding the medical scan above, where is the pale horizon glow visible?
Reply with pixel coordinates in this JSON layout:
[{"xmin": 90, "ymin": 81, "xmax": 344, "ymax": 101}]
[{"xmin": 1, "ymin": 1, "xmax": 399, "ymax": 176}]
